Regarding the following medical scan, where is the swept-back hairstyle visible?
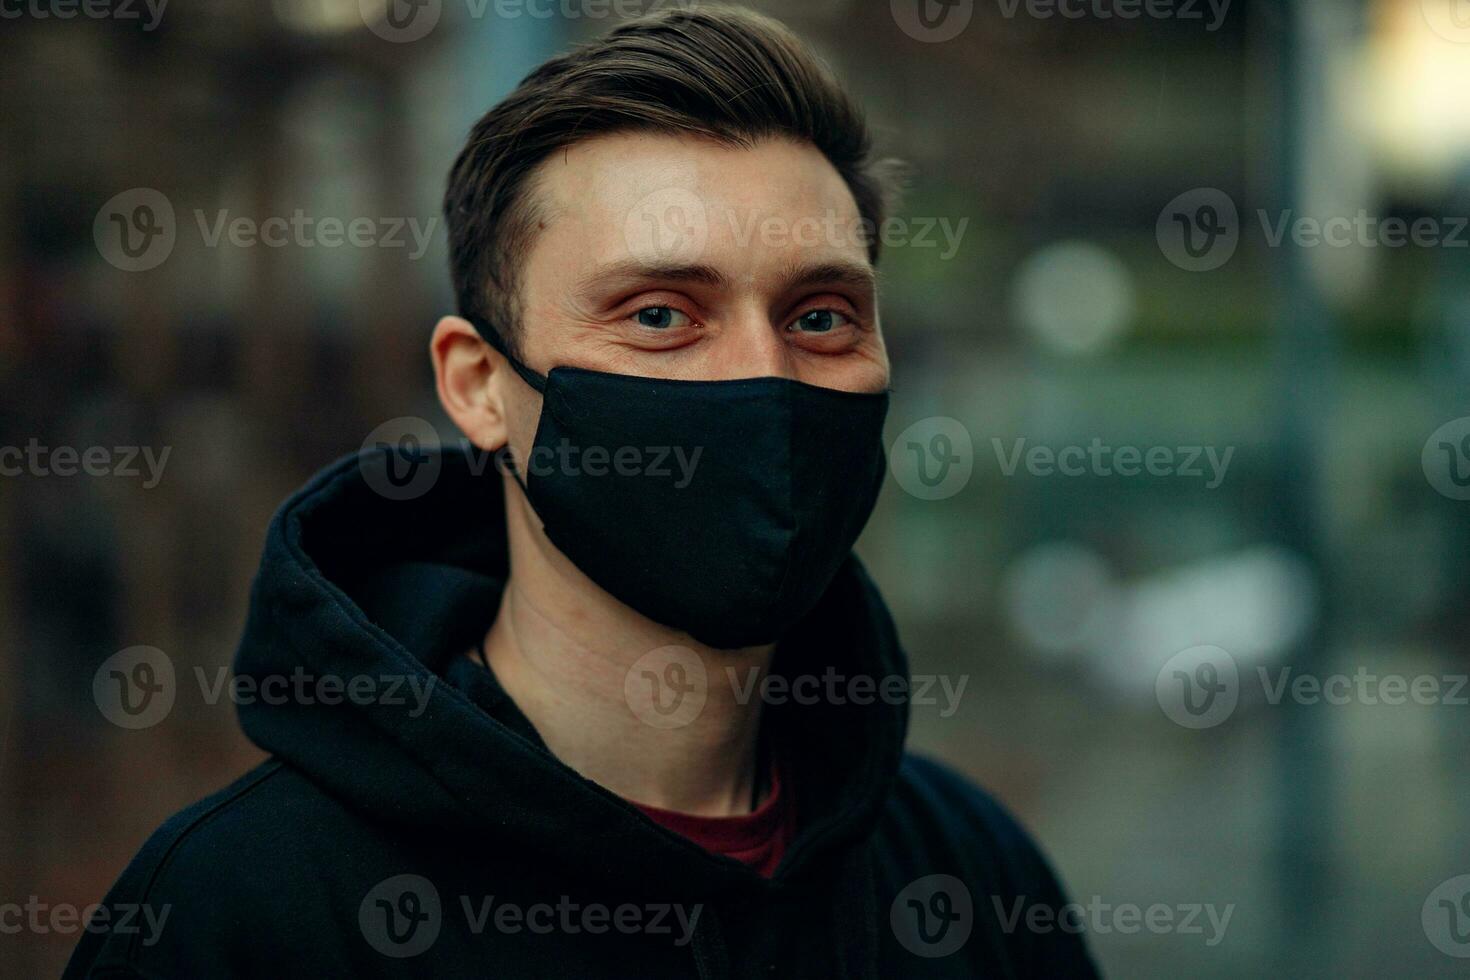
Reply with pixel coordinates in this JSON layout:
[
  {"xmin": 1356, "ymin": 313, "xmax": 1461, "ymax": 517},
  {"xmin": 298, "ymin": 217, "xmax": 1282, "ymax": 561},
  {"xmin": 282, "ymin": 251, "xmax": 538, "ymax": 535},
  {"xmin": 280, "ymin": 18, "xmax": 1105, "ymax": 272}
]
[{"xmin": 443, "ymin": 4, "xmax": 899, "ymax": 354}]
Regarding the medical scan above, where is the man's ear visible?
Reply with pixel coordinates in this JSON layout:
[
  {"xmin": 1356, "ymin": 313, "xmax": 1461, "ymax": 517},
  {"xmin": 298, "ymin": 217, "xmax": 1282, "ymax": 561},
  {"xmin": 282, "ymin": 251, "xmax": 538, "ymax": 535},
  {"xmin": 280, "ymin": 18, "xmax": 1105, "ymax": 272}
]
[{"xmin": 431, "ymin": 315, "xmax": 509, "ymax": 452}]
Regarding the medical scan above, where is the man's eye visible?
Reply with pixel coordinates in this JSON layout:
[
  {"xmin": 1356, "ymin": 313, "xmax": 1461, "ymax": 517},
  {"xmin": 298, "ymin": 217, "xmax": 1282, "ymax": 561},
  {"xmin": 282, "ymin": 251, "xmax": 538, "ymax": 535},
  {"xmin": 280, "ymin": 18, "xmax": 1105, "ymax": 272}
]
[
  {"xmin": 634, "ymin": 307, "xmax": 691, "ymax": 330},
  {"xmin": 790, "ymin": 309, "xmax": 852, "ymax": 333}
]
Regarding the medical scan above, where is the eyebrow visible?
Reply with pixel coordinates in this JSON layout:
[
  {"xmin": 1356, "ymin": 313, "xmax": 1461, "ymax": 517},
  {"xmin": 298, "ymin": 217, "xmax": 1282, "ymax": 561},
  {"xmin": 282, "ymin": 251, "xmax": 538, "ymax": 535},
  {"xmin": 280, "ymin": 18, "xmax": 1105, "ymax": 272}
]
[
  {"xmin": 578, "ymin": 259, "xmax": 877, "ymax": 300},
  {"xmin": 578, "ymin": 261, "xmax": 732, "ymax": 299},
  {"xmin": 774, "ymin": 261, "xmax": 877, "ymax": 298}
]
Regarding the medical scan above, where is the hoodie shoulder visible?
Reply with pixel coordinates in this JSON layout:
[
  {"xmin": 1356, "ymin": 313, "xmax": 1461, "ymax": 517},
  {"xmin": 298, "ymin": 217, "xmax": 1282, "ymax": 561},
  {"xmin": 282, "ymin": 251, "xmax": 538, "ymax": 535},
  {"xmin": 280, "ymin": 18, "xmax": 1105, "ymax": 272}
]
[
  {"xmin": 880, "ymin": 753, "xmax": 1101, "ymax": 977},
  {"xmin": 891, "ymin": 754, "xmax": 1058, "ymax": 881},
  {"xmin": 63, "ymin": 760, "xmax": 361, "ymax": 979}
]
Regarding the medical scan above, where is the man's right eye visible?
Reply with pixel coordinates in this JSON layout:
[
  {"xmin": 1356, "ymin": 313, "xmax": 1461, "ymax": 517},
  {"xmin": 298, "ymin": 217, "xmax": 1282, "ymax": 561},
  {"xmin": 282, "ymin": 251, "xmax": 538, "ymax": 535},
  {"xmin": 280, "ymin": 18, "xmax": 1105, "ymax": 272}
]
[{"xmin": 634, "ymin": 306, "xmax": 691, "ymax": 330}]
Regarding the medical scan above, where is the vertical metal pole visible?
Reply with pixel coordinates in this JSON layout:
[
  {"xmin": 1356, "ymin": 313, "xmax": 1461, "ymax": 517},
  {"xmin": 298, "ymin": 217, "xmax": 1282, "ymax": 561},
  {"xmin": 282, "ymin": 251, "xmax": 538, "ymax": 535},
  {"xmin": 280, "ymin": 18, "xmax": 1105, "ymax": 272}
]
[{"xmin": 1268, "ymin": 0, "xmax": 1338, "ymax": 972}]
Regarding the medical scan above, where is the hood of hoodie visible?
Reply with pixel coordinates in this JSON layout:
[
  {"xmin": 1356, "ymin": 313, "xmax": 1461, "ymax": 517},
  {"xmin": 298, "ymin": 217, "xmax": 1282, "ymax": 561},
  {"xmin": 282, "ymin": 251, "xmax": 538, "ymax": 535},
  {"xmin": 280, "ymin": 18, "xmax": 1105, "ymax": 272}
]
[{"xmin": 233, "ymin": 444, "xmax": 909, "ymax": 904}]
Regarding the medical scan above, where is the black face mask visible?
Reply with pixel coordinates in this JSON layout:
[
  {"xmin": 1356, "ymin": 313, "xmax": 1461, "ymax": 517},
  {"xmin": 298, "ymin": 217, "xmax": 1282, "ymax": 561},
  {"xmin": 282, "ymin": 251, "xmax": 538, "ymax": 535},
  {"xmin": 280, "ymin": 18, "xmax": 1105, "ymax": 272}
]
[{"xmin": 473, "ymin": 320, "xmax": 891, "ymax": 650}]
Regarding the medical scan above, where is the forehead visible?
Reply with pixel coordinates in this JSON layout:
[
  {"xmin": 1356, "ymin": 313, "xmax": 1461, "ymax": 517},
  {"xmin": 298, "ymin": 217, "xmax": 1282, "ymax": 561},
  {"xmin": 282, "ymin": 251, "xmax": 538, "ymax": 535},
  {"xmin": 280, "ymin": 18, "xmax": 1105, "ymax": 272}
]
[{"xmin": 521, "ymin": 131, "xmax": 869, "ymax": 280}]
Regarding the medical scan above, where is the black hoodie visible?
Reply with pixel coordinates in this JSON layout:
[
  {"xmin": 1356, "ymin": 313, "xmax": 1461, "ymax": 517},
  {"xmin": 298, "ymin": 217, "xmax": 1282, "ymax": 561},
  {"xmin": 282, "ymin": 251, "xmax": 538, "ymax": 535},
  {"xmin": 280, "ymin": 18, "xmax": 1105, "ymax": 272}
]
[{"xmin": 65, "ymin": 446, "xmax": 1099, "ymax": 979}]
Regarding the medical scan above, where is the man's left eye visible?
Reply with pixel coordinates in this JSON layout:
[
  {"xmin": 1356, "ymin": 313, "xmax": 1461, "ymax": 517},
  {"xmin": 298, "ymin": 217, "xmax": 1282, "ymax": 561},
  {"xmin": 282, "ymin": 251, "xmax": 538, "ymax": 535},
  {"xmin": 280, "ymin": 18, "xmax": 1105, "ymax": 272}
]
[
  {"xmin": 634, "ymin": 307, "xmax": 691, "ymax": 330},
  {"xmin": 790, "ymin": 309, "xmax": 852, "ymax": 333}
]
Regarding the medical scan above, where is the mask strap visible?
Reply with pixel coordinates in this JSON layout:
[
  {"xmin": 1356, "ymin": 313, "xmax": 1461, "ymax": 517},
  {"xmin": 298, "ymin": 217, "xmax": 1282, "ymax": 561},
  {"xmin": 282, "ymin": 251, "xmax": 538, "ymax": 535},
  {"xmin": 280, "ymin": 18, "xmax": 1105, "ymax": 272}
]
[
  {"xmin": 467, "ymin": 315, "xmax": 548, "ymax": 394},
  {"xmin": 465, "ymin": 315, "xmax": 542, "ymax": 493}
]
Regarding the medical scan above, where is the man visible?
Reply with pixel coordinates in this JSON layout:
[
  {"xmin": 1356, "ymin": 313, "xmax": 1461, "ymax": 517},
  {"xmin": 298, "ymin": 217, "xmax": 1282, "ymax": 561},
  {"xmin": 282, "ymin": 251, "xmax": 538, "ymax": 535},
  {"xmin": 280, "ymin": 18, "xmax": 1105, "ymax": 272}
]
[{"xmin": 68, "ymin": 7, "xmax": 1098, "ymax": 977}]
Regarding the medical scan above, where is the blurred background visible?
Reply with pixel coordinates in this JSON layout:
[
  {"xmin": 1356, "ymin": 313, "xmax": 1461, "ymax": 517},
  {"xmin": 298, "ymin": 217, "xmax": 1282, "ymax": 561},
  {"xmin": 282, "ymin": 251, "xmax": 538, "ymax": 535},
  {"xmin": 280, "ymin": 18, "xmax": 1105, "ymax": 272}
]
[{"xmin": 3, "ymin": 0, "xmax": 1470, "ymax": 975}]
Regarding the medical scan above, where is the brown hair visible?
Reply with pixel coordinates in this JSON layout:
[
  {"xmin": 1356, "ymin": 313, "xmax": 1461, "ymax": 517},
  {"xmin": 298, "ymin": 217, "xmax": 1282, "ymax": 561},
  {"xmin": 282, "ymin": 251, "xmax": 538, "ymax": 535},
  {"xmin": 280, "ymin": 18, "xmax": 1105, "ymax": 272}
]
[{"xmin": 443, "ymin": 4, "xmax": 900, "ymax": 355}]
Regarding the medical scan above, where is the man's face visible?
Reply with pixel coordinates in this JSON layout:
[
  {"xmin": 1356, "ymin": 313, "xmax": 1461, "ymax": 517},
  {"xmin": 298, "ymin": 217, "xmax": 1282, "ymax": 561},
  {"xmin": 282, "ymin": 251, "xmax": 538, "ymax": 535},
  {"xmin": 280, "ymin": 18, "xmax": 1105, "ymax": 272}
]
[
  {"xmin": 495, "ymin": 132, "xmax": 889, "ymax": 441},
  {"xmin": 426, "ymin": 130, "xmax": 891, "ymax": 626}
]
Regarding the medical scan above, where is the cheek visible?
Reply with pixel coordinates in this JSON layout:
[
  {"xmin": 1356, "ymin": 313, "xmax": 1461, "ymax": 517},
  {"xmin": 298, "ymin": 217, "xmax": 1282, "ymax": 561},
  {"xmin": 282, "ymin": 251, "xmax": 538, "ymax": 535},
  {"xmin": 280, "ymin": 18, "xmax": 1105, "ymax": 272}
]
[
  {"xmin": 867, "ymin": 333, "xmax": 891, "ymax": 375},
  {"xmin": 845, "ymin": 335, "xmax": 892, "ymax": 390},
  {"xmin": 509, "ymin": 396, "xmax": 542, "ymax": 461},
  {"xmin": 794, "ymin": 350, "xmax": 890, "ymax": 394},
  {"xmin": 490, "ymin": 372, "xmax": 544, "ymax": 462}
]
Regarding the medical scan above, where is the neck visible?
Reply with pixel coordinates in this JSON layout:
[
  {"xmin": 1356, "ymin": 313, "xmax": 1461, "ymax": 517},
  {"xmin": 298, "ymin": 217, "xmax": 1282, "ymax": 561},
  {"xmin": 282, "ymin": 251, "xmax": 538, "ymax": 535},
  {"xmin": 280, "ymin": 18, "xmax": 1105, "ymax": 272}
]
[{"xmin": 477, "ymin": 484, "xmax": 775, "ymax": 817}]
